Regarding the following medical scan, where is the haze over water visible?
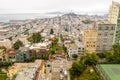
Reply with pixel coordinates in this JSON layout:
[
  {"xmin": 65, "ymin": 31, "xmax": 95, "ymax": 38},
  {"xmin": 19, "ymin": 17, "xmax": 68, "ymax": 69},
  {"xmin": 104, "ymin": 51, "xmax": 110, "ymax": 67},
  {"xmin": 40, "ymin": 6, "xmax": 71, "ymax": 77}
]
[{"xmin": 0, "ymin": 13, "xmax": 62, "ymax": 22}]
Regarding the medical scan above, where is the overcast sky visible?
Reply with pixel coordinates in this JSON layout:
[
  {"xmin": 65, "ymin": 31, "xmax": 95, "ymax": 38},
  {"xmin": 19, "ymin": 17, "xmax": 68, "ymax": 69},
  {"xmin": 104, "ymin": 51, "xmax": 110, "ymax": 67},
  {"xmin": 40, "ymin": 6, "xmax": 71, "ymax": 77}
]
[{"xmin": 0, "ymin": 0, "xmax": 120, "ymax": 14}]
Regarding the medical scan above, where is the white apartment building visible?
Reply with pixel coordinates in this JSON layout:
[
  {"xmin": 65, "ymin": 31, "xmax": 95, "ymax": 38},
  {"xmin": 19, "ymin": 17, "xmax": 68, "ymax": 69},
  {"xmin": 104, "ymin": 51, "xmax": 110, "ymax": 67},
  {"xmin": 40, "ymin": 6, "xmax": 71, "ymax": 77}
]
[{"xmin": 65, "ymin": 43, "xmax": 78, "ymax": 58}]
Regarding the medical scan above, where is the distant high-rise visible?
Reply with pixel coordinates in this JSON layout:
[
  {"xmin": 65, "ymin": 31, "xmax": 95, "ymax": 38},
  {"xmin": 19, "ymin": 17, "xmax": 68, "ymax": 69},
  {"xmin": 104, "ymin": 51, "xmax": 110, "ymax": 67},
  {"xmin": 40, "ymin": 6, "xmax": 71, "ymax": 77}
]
[
  {"xmin": 108, "ymin": 1, "xmax": 120, "ymax": 24},
  {"xmin": 109, "ymin": 1, "xmax": 120, "ymax": 44}
]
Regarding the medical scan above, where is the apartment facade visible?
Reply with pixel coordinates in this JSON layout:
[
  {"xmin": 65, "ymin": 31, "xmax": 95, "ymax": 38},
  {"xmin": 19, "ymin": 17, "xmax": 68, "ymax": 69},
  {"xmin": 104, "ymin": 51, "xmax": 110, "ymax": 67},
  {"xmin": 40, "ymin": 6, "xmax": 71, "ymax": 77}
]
[
  {"xmin": 96, "ymin": 23, "xmax": 115, "ymax": 53},
  {"xmin": 108, "ymin": 1, "xmax": 120, "ymax": 44},
  {"xmin": 82, "ymin": 30, "xmax": 97, "ymax": 53},
  {"xmin": 108, "ymin": 1, "xmax": 120, "ymax": 24},
  {"xmin": 113, "ymin": 11, "xmax": 120, "ymax": 44}
]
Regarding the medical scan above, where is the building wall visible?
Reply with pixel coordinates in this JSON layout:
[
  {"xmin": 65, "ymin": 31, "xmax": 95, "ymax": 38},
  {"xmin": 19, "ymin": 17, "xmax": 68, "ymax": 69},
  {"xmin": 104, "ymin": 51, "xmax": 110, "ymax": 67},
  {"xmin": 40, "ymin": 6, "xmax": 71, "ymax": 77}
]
[
  {"xmin": 78, "ymin": 47, "xmax": 84, "ymax": 54},
  {"xmin": 108, "ymin": 1, "xmax": 120, "ymax": 24},
  {"xmin": 82, "ymin": 30, "xmax": 97, "ymax": 53},
  {"xmin": 16, "ymin": 51, "xmax": 30, "ymax": 62},
  {"xmin": 113, "ymin": 9, "xmax": 120, "ymax": 44},
  {"xmin": 0, "ymin": 39, "xmax": 12, "ymax": 49},
  {"xmin": 96, "ymin": 24, "xmax": 115, "ymax": 53},
  {"xmin": 68, "ymin": 48, "xmax": 78, "ymax": 58}
]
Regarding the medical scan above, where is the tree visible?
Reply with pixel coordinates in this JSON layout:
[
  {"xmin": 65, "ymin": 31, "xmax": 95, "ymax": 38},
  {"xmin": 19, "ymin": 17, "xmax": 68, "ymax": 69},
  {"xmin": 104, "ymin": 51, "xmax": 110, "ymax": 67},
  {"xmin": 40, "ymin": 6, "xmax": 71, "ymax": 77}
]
[
  {"xmin": 28, "ymin": 32, "xmax": 41, "ymax": 43},
  {"xmin": 50, "ymin": 29, "xmax": 54, "ymax": 34},
  {"xmin": 32, "ymin": 32, "xmax": 41, "ymax": 43},
  {"xmin": 105, "ymin": 53, "xmax": 114, "ymax": 62},
  {"xmin": 69, "ymin": 62, "xmax": 85, "ymax": 80},
  {"xmin": 0, "ymin": 46, "xmax": 7, "ymax": 52},
  {"xmin": 60, "ymin": 34, "xmax": 64, "ymax": 42},
  {"xmin": 8, "ymin": 37, "xmax": 12, "ymax": 41},
  {"xmin": 97, "ymin": 52, "xmax": 106, "ymax": 59},
  {"xmin": 2, "ymin": 62, "xmax": 12, "ymax": 68},
  {"xmin": 81, "ymin": 53, "xmax": 99, "ymax": 65},
  {"xmin": 62, "ymin": 44, "xmax": 67, "ymax": 53},
  {"xmin": 111, "ymin": 44, "xmax": 120, "ymax": 63},
  {"xmin": 50, "ymin": 47, "xmax": 55, "ymax": 54},
  {"xmin": 13, "ymin": 40, "xmax": 23, "ymax": 50},
  {"xmin": 72, "ymin": 54, "xmax": 78, "ymax": 60}
]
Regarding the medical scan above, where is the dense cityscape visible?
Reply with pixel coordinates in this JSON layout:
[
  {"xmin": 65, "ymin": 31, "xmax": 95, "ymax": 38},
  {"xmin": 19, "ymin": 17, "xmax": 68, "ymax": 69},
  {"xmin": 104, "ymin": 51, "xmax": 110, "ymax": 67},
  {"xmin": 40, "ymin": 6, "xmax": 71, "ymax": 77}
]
[{"xmin": 0, "ymin": 1, "xmax": 120, "ymax": 80}]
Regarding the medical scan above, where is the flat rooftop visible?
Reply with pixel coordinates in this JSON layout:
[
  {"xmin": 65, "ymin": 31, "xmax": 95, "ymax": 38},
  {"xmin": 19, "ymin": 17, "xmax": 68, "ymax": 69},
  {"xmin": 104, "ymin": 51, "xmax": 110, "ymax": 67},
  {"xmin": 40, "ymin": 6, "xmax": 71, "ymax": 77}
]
[
  {"xmin": 13, "ymin": 60, "xmax": 43, "ymax": 80},
  {"xmin": 15, "ymin": 67, "xmax": 37, "ymax": 80},
  {"xmin": 98, "ymin": 64, "xmax": 120, "ymax": 80}
]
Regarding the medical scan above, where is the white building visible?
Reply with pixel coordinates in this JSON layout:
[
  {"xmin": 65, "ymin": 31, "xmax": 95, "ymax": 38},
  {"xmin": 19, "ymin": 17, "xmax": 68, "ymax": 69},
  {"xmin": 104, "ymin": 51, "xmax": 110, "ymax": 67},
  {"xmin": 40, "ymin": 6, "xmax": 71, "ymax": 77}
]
[
  {"xmin": 0, "ymin": 39, "xmax": 12, "ymax": 49},
  {"xmin": 65, "ymin": 43, "xmax": 78, "ymax": 58}
]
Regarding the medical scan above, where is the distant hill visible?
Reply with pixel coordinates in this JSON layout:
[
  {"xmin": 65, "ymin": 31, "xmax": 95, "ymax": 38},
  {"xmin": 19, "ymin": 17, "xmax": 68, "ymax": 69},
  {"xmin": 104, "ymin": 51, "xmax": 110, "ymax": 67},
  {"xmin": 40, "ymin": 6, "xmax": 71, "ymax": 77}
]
[
  {"xmin": 46, "ymin": 12, "xmax": 64, "ymax": 15},
  {"xmin": 63, "ymin": 12, "xmax": 78, "ymax": 16}
]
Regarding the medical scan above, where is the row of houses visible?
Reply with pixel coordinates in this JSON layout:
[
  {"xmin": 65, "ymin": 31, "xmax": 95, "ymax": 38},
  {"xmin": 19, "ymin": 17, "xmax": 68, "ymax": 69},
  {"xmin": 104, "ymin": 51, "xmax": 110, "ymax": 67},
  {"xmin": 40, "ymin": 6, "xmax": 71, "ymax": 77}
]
[{"xmin": 0, "ymin": 41, "xmax": 51, "ymax": 63}]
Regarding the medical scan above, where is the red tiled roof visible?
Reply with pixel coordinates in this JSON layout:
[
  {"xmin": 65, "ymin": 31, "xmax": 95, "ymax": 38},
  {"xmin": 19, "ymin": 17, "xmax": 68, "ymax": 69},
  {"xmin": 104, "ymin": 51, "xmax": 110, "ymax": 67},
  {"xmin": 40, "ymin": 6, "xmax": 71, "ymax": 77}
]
[
  {"xmin": 35, "ymin": 60, "xmax": 44, "ymax": 80},
  {"xmin": 6, "ymin": 49, "xmax": 16, "ymax": 56}
]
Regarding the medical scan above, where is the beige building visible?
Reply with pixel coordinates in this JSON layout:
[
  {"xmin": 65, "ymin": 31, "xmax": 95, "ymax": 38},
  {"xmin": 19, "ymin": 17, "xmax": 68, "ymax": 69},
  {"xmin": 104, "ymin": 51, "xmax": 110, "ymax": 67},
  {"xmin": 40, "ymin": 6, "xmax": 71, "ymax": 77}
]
[
  {"xmin": 82, "ymin": 30, "xmax": 97, "ymax": 53},
  {"xmin": 0, "ymin": 39, "xmax": 12, "ymax": 49},
  {"xmin": 96, "ymin": 22, "xmax": 115, "ymax": 53},
  {"xmin": 108, "ymin": 1, "xmax": 120, "ymax": 24}
]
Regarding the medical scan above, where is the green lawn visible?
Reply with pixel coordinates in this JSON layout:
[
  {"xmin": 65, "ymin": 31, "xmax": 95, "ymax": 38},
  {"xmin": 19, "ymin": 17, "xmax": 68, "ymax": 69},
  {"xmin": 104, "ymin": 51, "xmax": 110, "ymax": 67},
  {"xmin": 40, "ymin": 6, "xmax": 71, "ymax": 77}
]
[{"xmin": 74, "ymin": 66, "xmax": 102, "ymax": 80}]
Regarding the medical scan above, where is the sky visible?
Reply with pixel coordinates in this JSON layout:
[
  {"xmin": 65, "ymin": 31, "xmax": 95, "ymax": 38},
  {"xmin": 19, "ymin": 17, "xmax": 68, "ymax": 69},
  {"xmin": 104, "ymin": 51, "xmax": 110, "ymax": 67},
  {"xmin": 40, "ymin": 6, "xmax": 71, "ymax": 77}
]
[{"xmin": 0, "ymin": 0, "xmax": 120, "ymax": 14}]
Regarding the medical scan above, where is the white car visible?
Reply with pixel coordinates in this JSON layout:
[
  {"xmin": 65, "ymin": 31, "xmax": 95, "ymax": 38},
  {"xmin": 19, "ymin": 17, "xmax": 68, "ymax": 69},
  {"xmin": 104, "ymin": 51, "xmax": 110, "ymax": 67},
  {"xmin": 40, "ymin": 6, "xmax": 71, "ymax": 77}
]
[{"xmin": 60, "ymin": 74, "xmax": 64, "ymax": 80}]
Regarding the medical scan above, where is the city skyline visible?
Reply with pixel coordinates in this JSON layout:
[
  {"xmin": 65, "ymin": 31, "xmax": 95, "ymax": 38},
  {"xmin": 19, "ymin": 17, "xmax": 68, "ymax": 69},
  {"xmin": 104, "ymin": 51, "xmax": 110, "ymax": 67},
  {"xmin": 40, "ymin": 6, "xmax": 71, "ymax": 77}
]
[{"xmin": 0, "ymin": 0, "xmax": 119, "ymax": 14}]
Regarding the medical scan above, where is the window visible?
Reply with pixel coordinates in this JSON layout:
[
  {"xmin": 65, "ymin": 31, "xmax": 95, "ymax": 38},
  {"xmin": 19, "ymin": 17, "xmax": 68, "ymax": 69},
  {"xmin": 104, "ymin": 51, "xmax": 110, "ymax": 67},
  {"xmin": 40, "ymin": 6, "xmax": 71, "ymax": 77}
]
[
  {"xmin": 110, "ymin": 33, "xmax": 114, "ymax": 35},
  {"xmin": 103, "ymin": 38, "xmax": 107, "ymax": 43},
  {"xmin": 98, "ymin": 33, "xmax": 101, "ymax": 36},
  {"xmin": 79, "ymin": 48, "xmax": 81, "ymax": 49},
  {"xmin": 111, "ymin": 26, "xmax": 114, "ymax": 30},
  {"xmin": 105, "ymin": 26, "xmax": 109, "ymax": 30},
  {"xmin": 103, "ymin": 44, "xmax": 106, "ymax": 49},
  {"xmin": 99, "ymin": 27, "xmax": 102, "ymax": 30},
  {"xmin": 104, "ymin": 32, "xmax": 108, "ymax": 36},
  {"xmin": 97, "ymin": 45, "xmax": 100, "ymax": 48}
]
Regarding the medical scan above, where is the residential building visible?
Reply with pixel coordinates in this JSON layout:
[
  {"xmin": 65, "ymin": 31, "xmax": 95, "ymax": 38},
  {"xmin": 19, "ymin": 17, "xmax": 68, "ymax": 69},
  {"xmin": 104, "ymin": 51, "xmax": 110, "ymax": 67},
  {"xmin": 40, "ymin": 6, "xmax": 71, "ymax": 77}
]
[
  {"xmin": 108, "ymin": 1, "xmax": 120, "ymax": 24},
  {"xmin": 114, "ymin": 15, "xmax": 120, "ymax": 44},
  {"xmin": 96, "ymin": 22, "xmax": 115, "ymax": 53},
  {"xmin": 5, "ymin": 49, "xmax": 16, "ymax": 62},
  {"xmin": 29, "ymin": 42, "xmax": 50, "ymax": 57},
  {"xmin": 7, "ymin": 60, "xmax": 45, "ymax": 80},
  {"xmin": 16, "ymin": 50, "xmax": 30, "ymax": 62},
  {"xmin": 65, "ymin": 43, "xmax": 78, "ymax": 58},
  {"xmin": 108, "ymin": 1, "xmax": 120, "ymax": 44},
  {"xmin": 82, "ymin": 30, "xmax": 97, "ymax": 53},
  {"xmin": 75, "ymin": 40, "xmax": 85, "ymax": 55},
  {"xmin": 0, "ymin": 39, "xmax": 12, "ymax": 49}
]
